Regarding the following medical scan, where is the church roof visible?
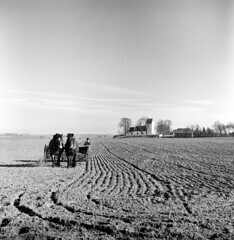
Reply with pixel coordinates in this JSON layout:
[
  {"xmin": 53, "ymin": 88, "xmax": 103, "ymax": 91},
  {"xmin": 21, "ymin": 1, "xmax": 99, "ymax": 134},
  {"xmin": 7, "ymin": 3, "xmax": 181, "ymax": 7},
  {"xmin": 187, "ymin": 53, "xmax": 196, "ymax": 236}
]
[
  {"xmin": 135, "ymin": 126, "xmax": 147, "ymax": 132},
  {"xmin": 128, "ymin": 127, "xmax": 135, "ymax": 132}
]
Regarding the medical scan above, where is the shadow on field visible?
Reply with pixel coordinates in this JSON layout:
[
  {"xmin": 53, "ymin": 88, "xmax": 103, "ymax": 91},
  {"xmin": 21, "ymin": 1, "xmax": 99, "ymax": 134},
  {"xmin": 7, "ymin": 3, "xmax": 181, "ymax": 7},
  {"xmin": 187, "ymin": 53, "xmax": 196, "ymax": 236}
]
[
  {"xmin": 0, "ymin": 163, "xmax": 39, "ymax": 168},
  {"xmin": 0, "ymin": 159, "xmax": 85, "ymax": 168},
  {"xmin": 15, "ymin": 160, "xmax": 39, "ymax": 163},
  {"xmin": 0, "ymin": 160, "xmax": 43, "ymax": 168}
]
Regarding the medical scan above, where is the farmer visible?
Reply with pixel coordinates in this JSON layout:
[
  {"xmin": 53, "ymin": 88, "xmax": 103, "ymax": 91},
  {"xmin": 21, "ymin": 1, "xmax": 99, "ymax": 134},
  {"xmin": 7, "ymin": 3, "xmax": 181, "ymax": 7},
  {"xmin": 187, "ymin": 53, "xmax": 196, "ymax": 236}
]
[{"xmin": 84, "ymin": 138, "xmax": 91, "ymax": 146}]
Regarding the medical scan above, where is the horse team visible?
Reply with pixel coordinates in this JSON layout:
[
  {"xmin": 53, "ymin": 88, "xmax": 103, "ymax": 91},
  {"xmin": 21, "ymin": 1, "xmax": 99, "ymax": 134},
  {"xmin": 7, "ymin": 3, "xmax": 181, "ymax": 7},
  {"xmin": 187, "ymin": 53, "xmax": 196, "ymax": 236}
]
[{"xmin": 48, "ymin": 133, "xmax": 90, "ymax": 168}]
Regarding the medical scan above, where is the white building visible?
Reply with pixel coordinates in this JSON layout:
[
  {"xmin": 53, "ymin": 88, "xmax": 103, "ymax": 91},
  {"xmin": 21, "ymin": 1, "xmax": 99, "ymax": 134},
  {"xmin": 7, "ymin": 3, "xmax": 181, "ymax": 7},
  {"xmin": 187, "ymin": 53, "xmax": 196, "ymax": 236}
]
[{"xmin": 127, "ymin": 118, "xmax": 155, "ymax": 136}]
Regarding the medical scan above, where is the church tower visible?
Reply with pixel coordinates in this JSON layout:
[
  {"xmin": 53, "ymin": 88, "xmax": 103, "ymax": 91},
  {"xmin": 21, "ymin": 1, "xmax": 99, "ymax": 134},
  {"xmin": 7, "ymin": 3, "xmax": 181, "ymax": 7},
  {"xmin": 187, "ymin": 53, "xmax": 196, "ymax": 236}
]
[{"xmin": 145, "ymin": 119, "xmax": 155, "ymax": 135}]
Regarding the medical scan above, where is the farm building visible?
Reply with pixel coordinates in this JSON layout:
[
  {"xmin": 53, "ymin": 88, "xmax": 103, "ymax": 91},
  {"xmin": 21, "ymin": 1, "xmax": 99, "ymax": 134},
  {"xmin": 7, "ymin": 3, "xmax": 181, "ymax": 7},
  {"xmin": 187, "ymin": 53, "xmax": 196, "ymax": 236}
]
[
  {"xmin": 127, "ymin": 118, "xmax": 155, "ymax": 136},
  {"xmin": 173, "ymin": 128, "xmax": 193, "ymax": 138}
]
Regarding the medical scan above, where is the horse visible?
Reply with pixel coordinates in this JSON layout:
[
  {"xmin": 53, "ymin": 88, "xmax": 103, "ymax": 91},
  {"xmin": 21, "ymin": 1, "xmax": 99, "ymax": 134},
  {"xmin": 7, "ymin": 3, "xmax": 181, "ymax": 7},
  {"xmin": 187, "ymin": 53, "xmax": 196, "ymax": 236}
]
[
  {"xmin": 65, "ymin": 133, "xmax": 79, "ymax": 168},
  {"xmin": 48, "ymin": 133, "xmax": 64, "ymax": 167}
]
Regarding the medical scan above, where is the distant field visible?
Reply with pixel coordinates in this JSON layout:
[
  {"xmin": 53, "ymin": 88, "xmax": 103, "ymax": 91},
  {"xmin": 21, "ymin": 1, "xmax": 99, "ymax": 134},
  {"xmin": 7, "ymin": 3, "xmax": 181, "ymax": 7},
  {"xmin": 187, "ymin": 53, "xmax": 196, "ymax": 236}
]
[
  {"xmin": 0, "ymin": 138, "xmax": 49, "ymax": 163},
  {"xmin": 0, "ymin": 137, "xmax": 234, "ymax": 239}
]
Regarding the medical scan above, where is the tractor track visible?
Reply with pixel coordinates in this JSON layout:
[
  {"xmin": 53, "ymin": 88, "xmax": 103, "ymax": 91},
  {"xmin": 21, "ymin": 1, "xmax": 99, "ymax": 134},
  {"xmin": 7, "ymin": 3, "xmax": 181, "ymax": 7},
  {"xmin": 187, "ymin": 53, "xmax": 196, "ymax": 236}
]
[
  {"xmin": 104, "ymin": 138, "xmax": 234, "ymax": 202},
  {"xmin": 60, "ymin": 142, "xmax": 165, "ymax": 200},
  {"xmin": 11, "ymin": 182, "xmax": 137, "ymax": 238},
  {"xmin": 99, "ymin": 140, "xmax": 195, "ymax": 216},
  {"xmin": 12, "ymin": 192, "xmax": 130, "ymax": 238}
]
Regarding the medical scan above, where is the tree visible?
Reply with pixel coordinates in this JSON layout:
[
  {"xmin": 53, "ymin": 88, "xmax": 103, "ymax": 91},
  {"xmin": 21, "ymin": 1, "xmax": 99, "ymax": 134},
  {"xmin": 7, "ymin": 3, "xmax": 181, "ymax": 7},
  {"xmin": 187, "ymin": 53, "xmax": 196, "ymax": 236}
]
[
  {"xmin": 188, "ymin": 125, "xmax": 196, "ymax": 131},
  {"xmin": 155, "ymin": 119, "xmax": 172, "ymax": 134},
  {"xmin": 136, "ymin": 117, "xmax": 148, "ymax": 126},
  {"xmin": 192, "ymin": 125, "xmax": 202, "ymax": 137},
  {"xmin": 118, "ymin": 118, "xmax": 132, "ymax": 135},
  {"xmin": 195, "ymin": 124, "xmax": 201, "ymax": 131},
  {"xmin": 207, "ymin": 127, "xmax": 214, "ymax": 137},
  {"xmin": 221, "ymin": 124, "xmax": 227, "ymax": 136},
  {"xmin": 202, "ymin": 127, "xmax": 206, "ymax": 133},
  {"xmin": 226, "ymin": 122, "xmax": 234, "ymax": 135},
  {"xmin": 213, "ymin": 121, "xmax": 223, "ymax": 136}
]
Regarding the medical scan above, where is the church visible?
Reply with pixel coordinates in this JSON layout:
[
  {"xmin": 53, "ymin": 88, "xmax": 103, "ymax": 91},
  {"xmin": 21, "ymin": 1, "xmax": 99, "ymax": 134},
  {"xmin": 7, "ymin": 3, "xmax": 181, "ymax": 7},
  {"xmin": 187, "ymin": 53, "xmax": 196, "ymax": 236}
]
[{"xmin": 127, "ymin": 118, "xmax": 155, "ymax": 136}]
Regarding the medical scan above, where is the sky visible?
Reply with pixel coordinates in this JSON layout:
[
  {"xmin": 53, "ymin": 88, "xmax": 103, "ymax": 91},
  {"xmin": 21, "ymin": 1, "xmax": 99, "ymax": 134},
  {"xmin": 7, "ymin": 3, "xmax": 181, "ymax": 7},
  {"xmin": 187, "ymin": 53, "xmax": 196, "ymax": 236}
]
[{"xmin": 0, "ymin": 0, "xmax": 234, "ymax": 134}]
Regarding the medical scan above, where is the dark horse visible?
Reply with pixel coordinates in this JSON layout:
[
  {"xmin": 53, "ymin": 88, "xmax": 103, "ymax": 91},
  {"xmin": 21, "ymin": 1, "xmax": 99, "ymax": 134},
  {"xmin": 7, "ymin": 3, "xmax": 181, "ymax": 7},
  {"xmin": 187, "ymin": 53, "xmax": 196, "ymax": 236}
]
[
  {"xmin": 48, "ymin": 133, "xmax": 64, "ymax": 167},
  {"xmin": 65, "ymin": 133, "xmax": 79, "ymax": 168}
]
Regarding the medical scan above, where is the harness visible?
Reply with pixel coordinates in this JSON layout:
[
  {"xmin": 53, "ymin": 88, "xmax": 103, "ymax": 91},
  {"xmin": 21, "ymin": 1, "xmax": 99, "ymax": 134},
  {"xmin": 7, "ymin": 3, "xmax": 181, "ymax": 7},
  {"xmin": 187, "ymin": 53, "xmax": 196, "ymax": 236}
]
[{"xmin": 70, "ymin": 137, "xmax": 76, "ymax": 149}]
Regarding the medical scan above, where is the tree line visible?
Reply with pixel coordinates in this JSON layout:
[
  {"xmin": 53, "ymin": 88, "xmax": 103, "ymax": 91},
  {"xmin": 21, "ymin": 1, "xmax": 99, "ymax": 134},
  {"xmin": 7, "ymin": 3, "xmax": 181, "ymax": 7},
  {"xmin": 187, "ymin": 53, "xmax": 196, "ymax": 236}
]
[
  {"xmin": 118, "ymin": 117, "xmax": 234, "ymax": 137},
  {"xmin": 189, "ymin": 121, "xmax": 234, "ymax": 137}
]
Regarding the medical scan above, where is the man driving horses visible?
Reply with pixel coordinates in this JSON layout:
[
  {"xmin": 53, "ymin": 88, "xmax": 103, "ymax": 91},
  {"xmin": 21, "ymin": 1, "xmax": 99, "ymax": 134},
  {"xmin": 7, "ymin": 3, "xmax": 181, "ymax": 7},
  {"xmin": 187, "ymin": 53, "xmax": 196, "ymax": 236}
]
[{"xmin": 84, "ymin": 138, "xmax": 91, "ymax": 146}]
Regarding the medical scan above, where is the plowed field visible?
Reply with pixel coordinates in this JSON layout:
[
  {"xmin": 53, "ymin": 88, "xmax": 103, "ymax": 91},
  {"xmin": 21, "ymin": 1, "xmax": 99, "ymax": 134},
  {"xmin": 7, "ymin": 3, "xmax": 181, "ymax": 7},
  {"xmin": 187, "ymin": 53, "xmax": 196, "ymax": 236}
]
[{"xmin": 0, "ymin": 137, "xmax": 234, "ymax": 239}]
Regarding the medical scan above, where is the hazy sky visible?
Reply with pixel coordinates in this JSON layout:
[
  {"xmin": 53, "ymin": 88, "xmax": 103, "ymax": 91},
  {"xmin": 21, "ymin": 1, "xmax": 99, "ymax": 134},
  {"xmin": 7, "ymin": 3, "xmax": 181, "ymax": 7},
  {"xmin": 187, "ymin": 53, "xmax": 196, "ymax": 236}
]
[{"xmin": 0, "ymin": 0, "xmax": 234, "ymax": 134}]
